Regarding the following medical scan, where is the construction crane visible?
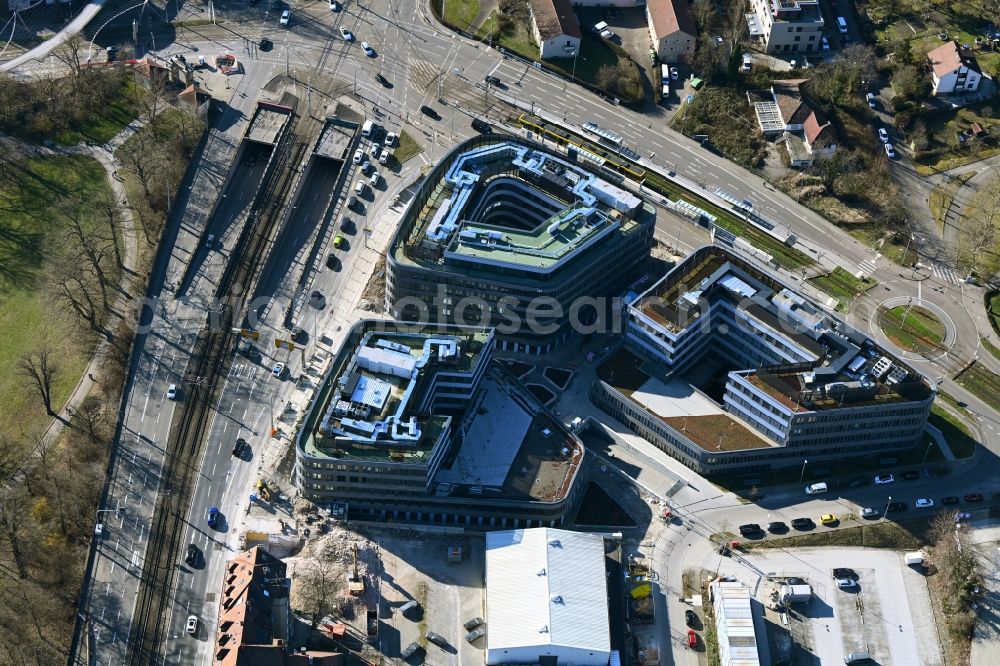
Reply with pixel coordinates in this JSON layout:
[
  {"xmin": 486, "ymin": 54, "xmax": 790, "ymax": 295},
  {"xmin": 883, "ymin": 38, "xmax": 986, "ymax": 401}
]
[{"xmin": 348, "ymin": 544, "xmax": 365, "ymax": 596}]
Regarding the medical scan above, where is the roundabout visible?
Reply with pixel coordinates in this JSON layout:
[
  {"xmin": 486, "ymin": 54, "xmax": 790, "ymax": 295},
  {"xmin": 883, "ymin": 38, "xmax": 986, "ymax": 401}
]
[{"xmin": 865, "ymin": 296, "xmax": 957, "ymax": 363}]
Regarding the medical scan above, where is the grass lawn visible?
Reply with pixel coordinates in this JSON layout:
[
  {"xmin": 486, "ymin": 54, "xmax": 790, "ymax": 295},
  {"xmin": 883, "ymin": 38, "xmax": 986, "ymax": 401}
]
[
  {"xmin": 982, "ymin": 336, "xmax": 1000, "ymax": 362},
  {"xmin": 928, "ymin": 171, "xmax": 976, "ymax": 231},
  {"xmin": 0, "ymin": 154, "xmax": 115, "ymax": 442},
  {"xmin": 54, "ymin": 80, "xmax": 141, "ymax": 147},
  {"xmin": 929, "ymin": 404, "xmax": 980, "ymax": 458},
  {"xmin": 546, "ymin": 35, "xmax": 643, "ymax": 102},
  {"xmin": 671, "ymin": 87, "xmax": 768, "ymax": 169},
  {"xmin": 955, "ymin": 361, "xmax": 1000, "ymax": 412},
  {"xmin": 985, "ymin": 290, "xmax": 1000, "ymax": 341},
  {"xmin": 394, "ymin": 130, "xmax": 422, "ymax": 163},
  {"xmin": 746, "ymin": 519, "xmax": 930, "ymax": 551},
  {"xmin": 480, "ymin": 12, "xmax": 539, "ymax": 60},
  {"xmin": 878, "ymin": 305, "xmax": 945, "ymax": 353},
  {"xmin": 912, "ymin": 97, "xmax": 1000, "ymax": 174},
  {"xmin": 808, "ymin": 267, "xmax": 877, "ymax": 309},
  {"xmin": 439, "ymin": 0, "xmax": 479, "ymax": 30}
]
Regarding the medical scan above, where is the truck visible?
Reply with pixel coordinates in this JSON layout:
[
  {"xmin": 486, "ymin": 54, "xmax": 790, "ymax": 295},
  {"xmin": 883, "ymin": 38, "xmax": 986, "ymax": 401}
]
[{"xmin": 780, "ymin": 584, "xmax": 812, "ymax": 603}]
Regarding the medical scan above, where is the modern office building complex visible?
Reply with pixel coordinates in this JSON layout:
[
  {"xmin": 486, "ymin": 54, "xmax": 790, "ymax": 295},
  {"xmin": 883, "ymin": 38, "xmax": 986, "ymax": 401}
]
[
  {"xmin": 295, "ymin": 320, "xmax": 586, "ymax": 527},
  {"xmin": 591, "ymin": 245, "xmax": 934, "ymax": 477},
  {"xmin": 746, "ymin": 0, "xmax": 825, "ymax": 54},
  {"xmin": 385, "ymin": 136, "xmax": 655, "ymax": 355}
]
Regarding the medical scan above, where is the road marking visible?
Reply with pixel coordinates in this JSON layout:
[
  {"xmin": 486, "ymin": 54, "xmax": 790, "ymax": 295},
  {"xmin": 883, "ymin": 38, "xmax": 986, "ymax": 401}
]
[{"xmin": 131, "ymin": 550, "xmax": 140, "ymax": 569}]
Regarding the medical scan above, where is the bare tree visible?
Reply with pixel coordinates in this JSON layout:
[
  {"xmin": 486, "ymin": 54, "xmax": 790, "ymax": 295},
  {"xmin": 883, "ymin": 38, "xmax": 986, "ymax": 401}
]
[
  {"xmin": 52, "ymin": 34, "xmax": 87, "ymax": 80},
  {"xmin": 18, "ymin": 347, "xmax": 58, "ymax": 417},
  {"xmin": 0, "ymin": 488, "xmax": 32, "ymax": 579},
  {"xmin": 60, "ymin": 202, "xmax": 113, "ymax": 311},
  {"xmin": 959, "ymin": 176, "xmax": 1000, "ymax": 277},
  {"xmin": 294, "ymin": 559, "xmax": 347, "ymax": 629},
  {"xmin": 56, "ymin": 265, "xmax": 105, "ymax": 335},
  {"xmin": 95, "ymin": 194, "xmax": 127, "ymax": 272}
]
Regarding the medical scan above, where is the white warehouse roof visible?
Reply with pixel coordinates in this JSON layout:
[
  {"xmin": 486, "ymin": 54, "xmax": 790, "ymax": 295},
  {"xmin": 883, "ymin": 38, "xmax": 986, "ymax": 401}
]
[{"xmin": 485, "ymin": 528, "xmax": 611, "ymax": 664}]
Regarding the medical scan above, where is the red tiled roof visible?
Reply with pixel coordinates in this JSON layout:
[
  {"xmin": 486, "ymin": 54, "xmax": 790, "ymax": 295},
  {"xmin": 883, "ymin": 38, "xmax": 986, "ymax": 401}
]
[
  {"xmin": 927, "ymin": 41, "xmax": 981, "ymax": 77},
  {"xmin": 803, "ymin": 111, "xmax": 836, "ymax": 148},
  {"xmin": 530, "ymin": 0, "xmax": 582, "ymax": 40},
  {"xmin": 771, "ymin": 79, "xmax": 812, "ymax": 125},
  {"xmin": 648, "ymin": 0, "xmax": 697, "ymax": 39}
]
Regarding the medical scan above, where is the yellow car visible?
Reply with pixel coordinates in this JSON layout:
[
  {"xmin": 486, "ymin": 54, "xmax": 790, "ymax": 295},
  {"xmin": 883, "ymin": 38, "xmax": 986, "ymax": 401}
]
[{"xmin": 820, "ymin": 514, "xmax": 838, "ymax": 526}]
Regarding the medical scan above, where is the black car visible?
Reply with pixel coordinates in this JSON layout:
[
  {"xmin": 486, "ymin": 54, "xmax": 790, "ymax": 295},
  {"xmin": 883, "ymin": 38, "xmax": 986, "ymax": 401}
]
[
  {"xmin": 375, "ymin": 73, "xmax": 391, "ymax": 87},
  {"xmin": 425, "ymin": 630, "xmax": 446, "ymax": 646},
  {"xmin": 420, "ymin": 105, "xmax": 441, "ymax": 120},
  {"xmin": 965, "ymin": 493, "xmax": 985, "ymax": 502},
  {"xmin": 185, "ymin": 544, "xmax": 199, "ymax": 566},
  {"xmin": 942, "ymin": 496, "xmax": 960, "ymax": 505},
  {"xmin": 738, "ymin": 523, "xmax": 761, "ymax": 536},
  {"xmin": 833, "ymin": 567, "xmax": 856, "ymax": 579},
  {"xmin": 767, "ymin": 521, "xmax": 788, "ymax": 533},
  {"xmin": 326, "ymin": 254, "xmax": 340, "ymax": 270},
  {"xmin": 269, "ymin": 0, "xmax": 285, "ymax": 10},
  {"xmin": 484, "ymin": 74, "xmax": 501, "ymax": 86},
  {"xmin": 471, "ymin": 118, "xmax": 492, "ymax": 133},
  {"xmin": 259, "ymin": 38, "xmax": 273, "ymax": 51},
  {"xmin": 463, "ymin": 616, "xmax": 485, "ymax": 631},
  {"xmin": 244, "ymin": 153, "xmax": 256, "ymax": 166},
  {"xmin": 105, "ymin": 46, "xmax": 119, "ymax": 62},
  {"xmin": 400, "ymin": 641, "xmax": 421, "ymax": 659},
  {"xmin": 791, "ymin": 517, "xmax": 814, "ymax": 530},
  {"xmin": 901, "ymin": 470, "xmax": 920, "ymax": 481},
  {"xmin": 848, "ymin": 478, "xmax": 869, "ymax": 488},
  {"xmin": 886, "ymin": 501, "xmax": 907, "ymax": 513},
  {"xmin": 685, "ymin": 609, "xmax": 697, "ymax": 627},
  {"xmin": 232, "ymin": 439, "xmax": 245, "ymax": 457}
]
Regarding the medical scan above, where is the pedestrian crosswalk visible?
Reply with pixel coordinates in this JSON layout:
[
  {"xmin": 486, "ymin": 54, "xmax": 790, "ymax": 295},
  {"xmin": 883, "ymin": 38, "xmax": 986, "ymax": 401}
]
[
  {"xmin": 858, "ymin": 258, "xmax": 878, "ymax": 274},
  {"xmin": 927, "ymin": 262, "xmax": 963, "ymax": 284}
]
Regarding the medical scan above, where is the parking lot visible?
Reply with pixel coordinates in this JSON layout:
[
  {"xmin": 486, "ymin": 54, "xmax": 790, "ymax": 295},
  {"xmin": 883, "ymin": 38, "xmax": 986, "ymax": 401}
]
[
  {"xmin": 376, "ymin": 528, "xmax": 486, "ymax": 664},
  {"xmin": 709, "ymin": 547, "xmax": 943, "ymax": 666}
]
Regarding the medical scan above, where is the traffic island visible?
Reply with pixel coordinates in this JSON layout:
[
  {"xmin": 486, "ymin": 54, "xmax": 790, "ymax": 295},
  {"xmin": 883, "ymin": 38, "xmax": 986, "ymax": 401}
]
[{"xmin": 877, "ymin": 304, "xmax": 946, "ymax": 354}]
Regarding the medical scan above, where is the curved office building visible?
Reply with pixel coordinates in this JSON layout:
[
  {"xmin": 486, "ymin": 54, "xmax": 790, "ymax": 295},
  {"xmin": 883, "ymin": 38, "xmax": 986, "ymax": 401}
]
[{"xmin": 385, "ymin": 135, "xmax": 655, "ymax": 354}]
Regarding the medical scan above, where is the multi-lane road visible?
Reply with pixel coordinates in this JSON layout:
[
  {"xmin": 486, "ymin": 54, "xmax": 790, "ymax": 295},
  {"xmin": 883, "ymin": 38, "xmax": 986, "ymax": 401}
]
[{"xmin": 8, "ymin": 0, "xmax": 988, "ymax": 664}]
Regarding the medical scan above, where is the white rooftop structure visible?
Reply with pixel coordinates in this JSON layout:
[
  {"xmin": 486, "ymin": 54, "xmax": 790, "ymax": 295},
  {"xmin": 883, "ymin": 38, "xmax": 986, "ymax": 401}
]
[
  {"xmin": 485, "ymin": 528, "xmax": 611, "ymax": 665},
  {"xmin": 711, "ymin": 579, "xmax": 762, "ymax": 666}
]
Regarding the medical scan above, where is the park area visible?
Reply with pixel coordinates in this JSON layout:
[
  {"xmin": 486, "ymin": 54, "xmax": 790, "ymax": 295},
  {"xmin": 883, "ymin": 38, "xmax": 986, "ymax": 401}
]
[
  {"xmin": 0, "ymin": 154, "xmax": 118, "ymax": 444},
  {"xmin": 877, "ymin": 304, "xmax": 946, "ymax": 353}
]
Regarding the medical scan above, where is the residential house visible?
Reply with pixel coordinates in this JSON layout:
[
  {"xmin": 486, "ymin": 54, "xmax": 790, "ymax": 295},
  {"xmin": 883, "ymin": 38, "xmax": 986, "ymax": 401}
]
[
  {"xmin": 647, "ymin": 0, "xmax": 697, "ymax": 63},
  {"xmin": 748, "ymin": 79, "xmax": 838, "ymax": 167},
  {"xmin": 178, "ymin": 83, "xmax": 212, "ymax": 116},
  {"xmin": 213, "ymin": 546, "xmax": 343, "ymax": 666},
  {"xmin": 529, "ymin": 0, "xmax": 581, "ymax": 60},
  {"xmin": 927, "ymin": 41, "xmax": 982, "ymax": 96},
  {"xmin": 746, "ymin": 0, "xmax": 825, "ymax": 54}
]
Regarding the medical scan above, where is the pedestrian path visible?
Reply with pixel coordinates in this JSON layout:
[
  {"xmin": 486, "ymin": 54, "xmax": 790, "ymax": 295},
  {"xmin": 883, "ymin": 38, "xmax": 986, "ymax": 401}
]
[
  {"xmin": 926, "ymin": 262, "xmax": 962, "ymax": 284},
  {"xmin": 858, "ymin": 257, "xmax": 878, "ymax": 275}
]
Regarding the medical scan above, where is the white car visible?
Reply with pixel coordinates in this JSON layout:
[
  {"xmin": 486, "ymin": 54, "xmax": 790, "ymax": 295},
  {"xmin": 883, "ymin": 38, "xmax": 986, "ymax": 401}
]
[
  {"xmin": 329, "ymin": 0, "xmax": 339, "ymax": 10},
  {"xmin": 339, "ymin": 26, "xmax": 353, "ymax": 41},
  {"xmin": 878, "ymin": 127, "xmax": 889, "ymax": 143},
  {"xmin": 874, "ymin": 473, "xmax": 894, "ymax": 485},
  {"xmin": 884, "ymin": 143, "xmax": 896, "ymax": 159},
  {"xmin": 186, "ymin": 615, "xmax": 198, "ymax": 635},
  {"xmin": 600, "ymin": 29, "xmax": 613, "ymax": 39},
  {"xmin": 860, "ymin": 507, "xmax": 878, "ymax": 519},
  {"xmin": 379, "ymin": 150, "xmax": 390, "ymax": 165},
  {"xmin": 361, "ymin": 159, "xmax": 372, "ymax": 174},
  {"xmin": 352, "ymin": 148, "xmax": 363, "ymax": 164},
  {"xmin": 205, "ymin": 233, "xmax": 215, "ymax": 248},
  {"xmin": 866, "ymin": 92, "xmax": 876, "ymax": 108},
  {"xmin": 279, "ymin": 9, "xmax": 290, "ymax": 26},
  {"xmin": 384, "ymin": 131, "xmax": 397, "ymax": 147},
  {"xmin": 369, "ymin": 170, "xmax": 380, "ymax": 186},
  {"xmin": 167, "ymin": 384, "xmax": 178, "ymax": 400},
  {"xmin": 362, "ymin": 41, "xmax": 375, "ymax": 57},
  {"xmin": 837, "ymin": 578, "xmax": 858, "ymax": 589},
  {"xmin": 272, "ymin": 362, "xmax": 285, "ymax": 378},
  {"xmin": 821, "ymin": 36, "xmax": 830, "ymax": 50},
  {"xmin": 915, "ymin": 498, "xmax": 934, "ymax": 508},
  {"xmin": 670, "ymin": 67, "xmax": 678, "ymax": 80}
]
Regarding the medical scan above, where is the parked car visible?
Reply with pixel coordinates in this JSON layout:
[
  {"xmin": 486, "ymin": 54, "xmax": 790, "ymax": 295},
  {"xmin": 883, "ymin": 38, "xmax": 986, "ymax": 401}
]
[
  {"xmin": 464, "ymin": 617, "xmax": 485, "ymax": 631},
  {"xmin": 420, "ymin": 105, "xmax": 440, "ymax": 120},
  {"xmin": 878, "ymin": 127, "xmax": 889, "ymax": 143},
  {"xmin": 901, "ymin": 470, "xmax": 920, "ymax": 480},
  {"xmin": 687, "ymin": 629, "xmax": 697, "ymax": 648},
  {"xmin": 821, "ymin": 36, "xmax": 830, "ymax": 50},
  {"xmin": 272, "ymin": 362, "xmax": 285, "ymax": 378},
  {"xmin": 942, "ymin": 496, "xmax": 960, "ymax": 505},
  {"xmin": 884, "ymin": 143, "xmax": 896, "ymax": 159},
  {"xmin": 738, "ymin": 523, "xmax": 761, "ymax": 536},
  {"xmin": 791, "ymin": 517, "xmax": 814, "ymax": 530},
  {"xmin": 232, "ymin": 439, "xmax": 245, "ymax": 457},
  {"xmin": 362, "ymin": 41, "xmax": 375, "ymax": 57},
  {"xmin": 861, "ymin": 507, "xmax": 879, "ymax": 519},
  {"xmin": 670, "ymin": 66, "xmax": 678, "ymax": 80},
  {"xmin": 820, "ymin": 513, "xmax": 838, "ymax": 526},
  {"xmin": 471, "ymin": 118, "xmax": 492, "ymax": 133},
  {"xmin": 426, "ymin": 631, "xmax": 446, "ymax": 646},
  {"xmin": 874, "ymin": 473, "xmax": 894, "ymax": 485},
  {"xmin": 186, "ymin": 615, "xmax": 198, "ymax": 634},
  {"xmin": 866, "ymin": 92, "xmax": 876, "ymax": 107},
  {"xmin": 465, "ymin": 626, "xmax": 486, "ymax": 643},
  {"xmin": 379, "ymin": 150, "xmax": 391, "ymax": 165},
  {"xmin": 484, "ymin": 74, "xmax": 501, "ymax": 86},
  {"xmin": 685, "ymin": 609, "xmax": 697, "ymax": 626},
  {"xmin": 385, "ymin": 131, "xmax": 398, "ymax": 146},
  {"xmin": 207, "ymin": 506, "xmax": 220, "ymax": 529},
  {"xmin": 965, "ymin": 493, "xmax": 984, "ymax": 502},
  {"xmin": 837, "ymin": 578, "xmax": 858, "ymax": 589},
  {"xmin": 886, "ymin": 501, "xmax": 907, "ymax": 513},
  {"xmin": 369, "ymin": 170, "xmax": 380, "ymax": 186},
  {"xmin": 352, "ymin": 148, "xmax": 363, "ymax": 164},
  {"xmin": 915, "ymin": 498, "xmax": 935, "ymax": 508},
  {"xmin": 167, "ymin": 384, "xmax": 178, "ymax": 400},
  {"xmin": 833, "ymin": 568, "xmax": 856, "ymax": 579},
  {"xmin": 370, "ymin": 142, "xmax": 381, "ymax": 158},
  {"xmin": 326, "ymin": 254, "xmax": 340, "ymax": 270},
  {"xmin": 339, "ymin": 26, "xmax": 353, "ymax": 41},
  {"xmin": 767, "ymin": 521, "xmax": 788, "ymax": 533},
  {"xmin": 279, "ymin": 9, "xmax": 290, "ymax": 26},
  {"xmin": 310, "ymin": 290, "xmax": 324, "ymax": 307},
  {"xmin": 400, "ymin": 641, "xmax": 421, "ymax": 658},
  {"xmin": 329, "ymin": 0, "xmax": 339, "ymax": 10},
  {"xmin": 185, "ymin": 543, "xmax": 199, "ymax": 565}
]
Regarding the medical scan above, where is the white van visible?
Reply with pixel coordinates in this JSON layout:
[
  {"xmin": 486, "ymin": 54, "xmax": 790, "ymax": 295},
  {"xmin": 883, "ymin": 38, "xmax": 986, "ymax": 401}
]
[
  {"xmin": 837, "ymin": 17, "xmax": 848, "ymax": 34},
  {"xmin": 805, "ymin": 482, "xmax": 828, "ymax": 495},
  {"xmin": 362, "ymin": 120, "xmax": 375, "ymax": 137},
  {"xmin": 354, "ymin": 181, "xmax": 365, "ymax": 196}
]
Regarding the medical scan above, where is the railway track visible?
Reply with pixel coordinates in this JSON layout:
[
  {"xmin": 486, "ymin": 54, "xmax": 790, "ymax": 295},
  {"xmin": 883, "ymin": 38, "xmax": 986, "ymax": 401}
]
[{"xmin": 124, "ymin": 115, "xmax": 305, "ymax": 666}]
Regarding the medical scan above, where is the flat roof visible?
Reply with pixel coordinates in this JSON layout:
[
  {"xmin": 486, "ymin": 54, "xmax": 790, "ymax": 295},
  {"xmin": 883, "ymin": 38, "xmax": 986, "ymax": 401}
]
[
  {"xmin": 314, "ymin": 120, "xmax": 354, "ymax": 160},
  {"xmin": 246, "ymin": 103, "xmax": 291, "ymax": 145}
]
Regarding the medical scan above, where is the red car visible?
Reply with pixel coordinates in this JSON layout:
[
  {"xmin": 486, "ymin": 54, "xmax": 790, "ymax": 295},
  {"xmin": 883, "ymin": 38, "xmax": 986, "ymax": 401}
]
[
  {"xmin": 687, "ymin": 629, "xmax": 697, "ymax": 648},
  {"xmin": 965, "ymin": 493, "xmax": 984, "ymax": 502}
]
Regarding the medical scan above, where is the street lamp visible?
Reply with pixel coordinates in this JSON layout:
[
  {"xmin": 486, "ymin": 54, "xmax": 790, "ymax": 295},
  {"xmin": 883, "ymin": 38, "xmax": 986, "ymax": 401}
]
[
  {"xmin": 798, "ymin": 458, "xmax": 808, "ymax": 484},
  {"xmin": 883, "ymin": 496, "xmax": 892, "ymax": 520}
]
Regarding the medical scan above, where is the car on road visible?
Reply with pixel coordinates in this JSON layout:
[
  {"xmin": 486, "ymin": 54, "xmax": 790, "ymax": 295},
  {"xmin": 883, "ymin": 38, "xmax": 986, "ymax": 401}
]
[
  {"xmin": 670, "ymin": 66, "xmax": 678, "ymax": 80},
  {"xmin": 687, "ymin": 629, "xmax": 697, "ymax": 648},
  {"xmin": 205, "ymin": 233, "xmax": 215, "ymax": 248},
  {"xmin": 186, "ymin": 614, "xmax": 198, "ymax": 634},
  {"xmin": 326, "ymin": 254, "xmax": 340, "ymax": 270},
  {"xmin": 310, "ymin": 290, "xmax": 325, "ymax": 307},
  {"xmin": 820, "ymin": 513, "xmax": 838, "ymax": 526},
  {"xmin": 244, "ymin": 153, "xmax": 256, "ymax": 166},
  {"xmin": 791, "ymin": 517, "xmax": 814, "ymax": 530},
  {"xmin": 942, "ymin": 496, "xmax": 960, "ymax": 505},
  {"xmin": 420, "ymin": 105, "xmax": 440, "ymax": 120},
  {"xmin": 886, "ymin": 501, "xmax": 907, "ymax": 513},
  {"xmin": 466, "ymin": 626, "xmax": 486, "ymax": 642},
  {"xmin": 837, "ymin": 578, "xmax": 858, "ymax": 589},
  {"xmin": 185, "ymin": 544, "xmax": 199, "ymax": 566},
  {"xmin": 232, "ymin": 439, "xmax": 245, "ymax": 457},
  {"xmin": 915, "ymin": 498, "xmax": 934, "ymax": 508},
  {"xmin": 384, "ymin": 131, "xmax": 398, "ymax": 146},
  {"xmin": 901, "ymin": 470, "xmax": 919, "ymax": 480},
  {"xmin": 833, "ymin": 567, "xmax": 856, "ymax": 579},
  {"xmin": 362, "ymin": 41, "xmax": 375, "ymax": 57},
  {"xmin": 464, "ymin": 617, "xmax": 485, "ymax": 631},
  {"xmin": 258, "ymin": 38, "xmax": 273, "ymax": 51},
  {"xmin": 878, "ymin": 127, "xmax": 889, "ymax": 143},
  {"xmin": 369, "ymin": 170, "xmax": 379, "ymax": 186},
  {"xmin": 884, "ymin": 143, "xmax": 896, "ymax": 159},
  {"xmin": 207, "ymin": 506, "xmax": 220, "ymax": 529},
  {"xmin": 849, "ymin": 478, "xmax": 869, "ymax": 488},
  {"xmin": 484, "ymin": 74, "xmax": 501, "ymax": 86},
  {"xmin": 329, "ymin": 0, "xmax": 339, "ymax": 10},
  {"xmin": 821, "ymin": 36, "xmax": 830, "ymax": 50},
  {"xmin": 279, "ymin": 9, "xmax": 290, "ymax": 25},
  {"xmin": 767, "ymin": 521, "xmax": 788, "ymax": 533},
  {"xmin": 272, "ymin": 362, "xmax": 285, "ymax": 378},
  {"xmin": 352, "ymin": 148, "xmax": 363, "ymax": 164},
  {"xmin": 400, "ymin": 642, "xmax": 421, "ymax": 658},
  {"xmin": 95, "ymin": 522, "xmax": 105, "ymax": 538},
  {"xmin": 965, "ymin": 493, "xmax": 984, "ymax": 502},
  {"xmin": 471, "ymin": 118, "xmax": 492, "ymax": 133},
  {"xmin": 685, "ymin": 609, "xmax": 697, "ymax": 626},
  {"xmin": 866, "ymin": 92, "xmax": 876, "ymax": 107},
  {"xmin": 874, "ymin": 473, "xmax": 894, "ymax": 485},
  {"xmin": 861, "ymin": 507, "xmax": 879, "ymax": 519},
  {"xmin": 339, "ymin": 26, "xmax": 353, "ymax": 41},
  {"xmin": 375, "ymin": 73, "xmax": 390, "ymax": 87},
  {"xmin": 167, "ymin": 384, "xmax": 178, "ymax": 400},
  {"xmin": 738, "ymin": 523, "xmax": 761, "ymax": 536},
  {"xmin": 426, "ymin": 630, "xmax": 446, "ymax": 646}
]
